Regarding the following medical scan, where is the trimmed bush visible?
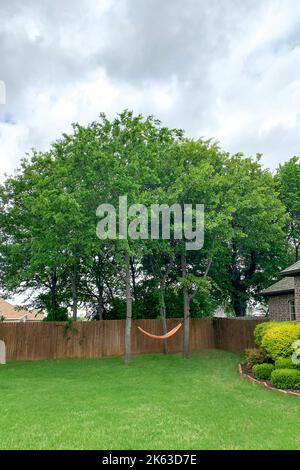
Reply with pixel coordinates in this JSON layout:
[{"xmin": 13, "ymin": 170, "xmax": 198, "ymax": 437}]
[
  {"xmin": 261, "ymin": 323, "xmax": 300, "ymax": 360},
  {"xmin": 254, "ymin": 321, "xmax": 293, "ymax": 347},
  {"xmin": 245, "ymin": 348, "xmax": 268, "ymax": 368},
  {"xmin": 254, "ymin": 322, "xmax": 275, "ymax": 347},
  {"xmin": 271, "ymin": 369, "xmax": 300, "ymax": 389},
  {"xmin": 252, "ymin": 363, "xmax": 274, "ymax": 380},
  {"xmin": 275, "ymin": 357, "xmax": 298, "ymax": 370}
]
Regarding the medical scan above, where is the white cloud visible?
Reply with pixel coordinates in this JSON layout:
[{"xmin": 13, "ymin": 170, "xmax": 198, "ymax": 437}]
[{"xmin": 1, "ymin": 0, "xmax": 300, "ymax": 180}]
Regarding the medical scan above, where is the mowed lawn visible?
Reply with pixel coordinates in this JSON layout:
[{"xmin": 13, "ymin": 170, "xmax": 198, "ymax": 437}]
[{"xmin": 0, "ymin": 350, "xmax": 300, "ymax": 450}]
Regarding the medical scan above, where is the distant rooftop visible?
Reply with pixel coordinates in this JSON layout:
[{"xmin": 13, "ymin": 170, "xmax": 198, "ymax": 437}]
[
  {"xmin": 281, "ymin": 260, "xmax": 300, "ymax": 277},
  {"xmin": 0, "ymin": 299, "xmax": 44, "ymax": 321},
  {"xmin": 260, "ymin": 277, "xmax": 295, "ymax": 297}
]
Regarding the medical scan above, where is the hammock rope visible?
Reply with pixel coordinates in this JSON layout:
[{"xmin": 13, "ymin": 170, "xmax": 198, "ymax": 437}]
[
  {"xmin": 136, "ymin": 315, "xmax": 190, "ymax": 340},
  {"xmin": 137, "ymin": 322, "xmax": 182, "ymax": 340}
]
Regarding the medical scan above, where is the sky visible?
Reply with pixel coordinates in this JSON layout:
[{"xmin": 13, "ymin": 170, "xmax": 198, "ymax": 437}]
[{"xmin": 1, "ymin": 0, "xmax": 300, "ymax": 181}]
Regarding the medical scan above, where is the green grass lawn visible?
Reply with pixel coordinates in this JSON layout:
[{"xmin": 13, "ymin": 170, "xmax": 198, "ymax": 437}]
[{"xmin": 1, "ymin": 349, "xmax": 300, "ymax": 450}]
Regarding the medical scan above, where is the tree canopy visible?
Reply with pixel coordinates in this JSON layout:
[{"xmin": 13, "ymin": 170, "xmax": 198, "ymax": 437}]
[{"xmin": 0, "ymin": 110, "xmax": 293, "ymax": 325}]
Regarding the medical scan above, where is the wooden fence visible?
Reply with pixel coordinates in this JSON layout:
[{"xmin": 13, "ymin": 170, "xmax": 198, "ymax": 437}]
[
  {"xmin": 0, "ymin": 317, "xmax": 265, "ymax": 361},
  {"xmin": 213, "ymin": 318, "xmax": 264, "ymax": 352}
]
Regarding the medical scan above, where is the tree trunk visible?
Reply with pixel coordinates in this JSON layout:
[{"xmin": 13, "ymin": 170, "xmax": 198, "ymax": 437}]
[
  {"xmin": 159, "ymin": 284, "xmax": 168, "ymax": 354},
  {"xmin": 229, "ymin": 242, "xmax": 250, "ymax": 317},
  {"xmin": 50, "ymin": 271, "xmax": 58, "ymax": 316},
  {"xmin": 130, "ymin": 256, "xmax": 137, "ymax": 300},
  {"xmin": 96, "ymin": 286, "xmax": 104, "ymax": 320},
  {"xmin": 181, "ymin": 253, "xmax": 190, "ymax": 358},
  {"xmin": 159, "ymin": 258, "xmax": 174, "ymax": 354},
  {"xmin": 232, "ymin": 291, "xmax": 247, "ymax": 317},
  {"xmin": 71, "ymin": 265, "xmax": 78, "ymax": 321},
  {"xmin": 95, "ymin": 254, "xmax": 104, "ymax": 320},
  {"xmin": 124, "ymin": 251, "xmax": 132, "ymax": 364}
]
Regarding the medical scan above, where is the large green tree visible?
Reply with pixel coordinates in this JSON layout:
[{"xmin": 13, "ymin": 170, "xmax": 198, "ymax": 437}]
[
  {"xmin": 276, "ymin": 156, "xmax": 300, "ymax": 261},
  {"xmin": 0, "ymin": 110, "xmax": 292, "ymax": 344},
  {"xmin": 222, "ymin": 155, "xmax": 289, "ymax": 316}
]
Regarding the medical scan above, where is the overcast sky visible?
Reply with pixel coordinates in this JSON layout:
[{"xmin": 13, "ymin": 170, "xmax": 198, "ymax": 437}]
[{"xmin": 1, "ymin": 0, "xmax": 300, "ymax": 180}]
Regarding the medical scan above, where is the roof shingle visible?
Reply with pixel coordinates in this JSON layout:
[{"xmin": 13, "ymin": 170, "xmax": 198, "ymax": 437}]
[
  {"xmin": 260, "ymin": 277, "xmax": 295, "ymax": 296},
  {"xmin": 281, "ymin": 260, "xmax": 300, "ymax": 277}
]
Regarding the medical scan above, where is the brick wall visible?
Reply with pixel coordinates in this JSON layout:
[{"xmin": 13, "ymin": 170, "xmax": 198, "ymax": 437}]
[
  {"xmin": 268, "ymin": 293, "xmax": 295, "ymax": 321},
  {"xmin": 294, "ymin": 276, "xmax": 300, "ymax": 321}
]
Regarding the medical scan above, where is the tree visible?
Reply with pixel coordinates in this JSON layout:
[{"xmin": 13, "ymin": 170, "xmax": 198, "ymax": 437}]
[
  {"xmin": 223, "ymin": 155, "xmax": 289, "ymax": 316},
  {"xmin": 0, "ymin": 110, "xmax": 291, "ymax": 344},
  {"xmin": 123, "ymin": 250, "xmax": 132, "ymax": 363},
  {"xmin": 88, "ymin": 110, "xmax": 183, "ymax": 362},
  {"xmin": 276, "ymin": 157, "xmax": 300, "ymax": 261},
  {"xmin": 0, "ymin": 151, "xmax": 71, "ymax": 318},
  {"xmin": 171, "ymin": 139, "xmax": 232, "ymax": 351},
  {"xmin": 142, "ymin": 243, "xmax": 175, "ymax": 354}
]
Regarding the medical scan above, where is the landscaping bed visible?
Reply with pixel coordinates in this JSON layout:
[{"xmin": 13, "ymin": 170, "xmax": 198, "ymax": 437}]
[
  {"xmin": 243, "ymin": 321, "xmax": 300, "ymax": 398},
  {"xmin": 238, "ymin": 362, "xmax": 300, "ymax": 398}
]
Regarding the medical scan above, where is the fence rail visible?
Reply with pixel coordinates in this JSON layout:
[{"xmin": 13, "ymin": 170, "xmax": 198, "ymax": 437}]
[{"xmin": 0, "ymin": 317, "xmax": 265, "ymax": 361}]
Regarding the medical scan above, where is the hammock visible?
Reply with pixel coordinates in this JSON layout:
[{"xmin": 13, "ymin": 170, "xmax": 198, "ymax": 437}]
[{"xmin": 137, "ymin": 322, "xmax": 182, "ymax": 340}]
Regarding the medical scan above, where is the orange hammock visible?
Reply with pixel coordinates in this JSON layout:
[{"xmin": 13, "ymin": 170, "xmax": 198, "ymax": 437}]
[{"xmin": 137, "ymin": 322, "xmax": 182, "ymax": 340}]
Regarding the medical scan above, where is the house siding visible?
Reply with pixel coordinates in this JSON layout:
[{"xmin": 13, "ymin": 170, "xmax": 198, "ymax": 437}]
[{"xmin": 268, "ymin": 293, "xmax": 295, "ymax": 321}]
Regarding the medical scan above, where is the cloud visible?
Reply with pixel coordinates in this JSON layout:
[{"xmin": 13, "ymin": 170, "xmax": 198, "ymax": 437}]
[{"xmin": 1, "ymin": 0, "xmax": 300, "ymax": 180}]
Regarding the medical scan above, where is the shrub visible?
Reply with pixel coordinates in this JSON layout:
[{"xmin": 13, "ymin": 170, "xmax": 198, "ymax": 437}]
[
  {"xmin": 254, "ymin": 321, "xmax": 293, "ymax": 347},
  {"xmin": 254, "ymin": 322, "xmax": 275, "ymax": 347},
  {"xmin": 275, "ymin": 357, "xmax": 298, "ymax": 370},
  {"xmin": 271, "ymin": 369, "xmax": 300, "ymax": 389},
  {"xmin": 245, "ymin": 348, "xmax": 268, "ymax": 368},
  {"xmin": 252, "ymin": 363, "xmax": 274, "ymax": 380},
  {"xmin": 261, "ymin": 323, "xmax": 300, "ymax": 360}
]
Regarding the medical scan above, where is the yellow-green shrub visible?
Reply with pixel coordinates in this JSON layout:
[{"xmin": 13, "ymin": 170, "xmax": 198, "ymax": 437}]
[
  {"xmin": 254, "ymin": 321, "xmax": 292, "ymax": 347},
  {"xmin": 261, "ymin": 323, "xmax": 300, "ymax": 360},
  {"xmin": 275, "ymin": 357, "xmax": 298, "ymax": 370},
  {"xmin": 254, "ymin": 322, "xmax": 275, "ymax": 347}
]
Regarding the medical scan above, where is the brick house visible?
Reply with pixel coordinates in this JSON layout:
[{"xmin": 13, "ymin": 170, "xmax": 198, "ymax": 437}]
[{"xmin": 261, "ymin": 261, "xmax": 300, "ymax": 321}]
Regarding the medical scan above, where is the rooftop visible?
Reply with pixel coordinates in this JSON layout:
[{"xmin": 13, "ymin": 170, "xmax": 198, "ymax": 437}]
[
  {"xmin": 281, "ymin": 260, "xmax": 300, "ymax": 277},
  {"xmin": 0, "ymin": 299, "xmax": 44, "ymax": 321},
  {"xmin": 260, "ymin": 277, "xmax": 295, "ymax": 297}
]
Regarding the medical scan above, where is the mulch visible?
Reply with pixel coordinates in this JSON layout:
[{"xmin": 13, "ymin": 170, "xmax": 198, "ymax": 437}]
[{"xmin": 238, "ymin": 363, "xmax": 300, "ymax": 399}]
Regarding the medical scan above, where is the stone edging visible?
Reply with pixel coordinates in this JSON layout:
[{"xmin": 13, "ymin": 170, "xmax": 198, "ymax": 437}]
[{"xmin": 237, "ymin": 363, "xmax": 300, "ymax": 399}]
